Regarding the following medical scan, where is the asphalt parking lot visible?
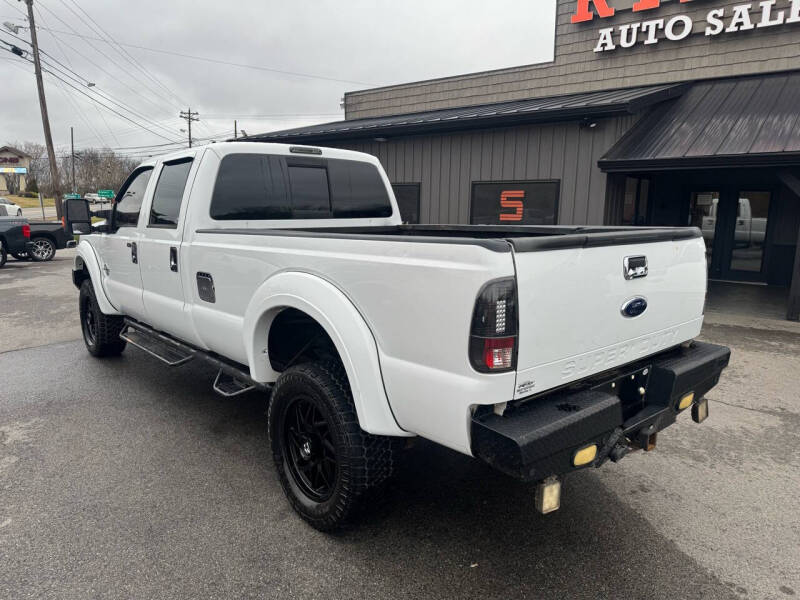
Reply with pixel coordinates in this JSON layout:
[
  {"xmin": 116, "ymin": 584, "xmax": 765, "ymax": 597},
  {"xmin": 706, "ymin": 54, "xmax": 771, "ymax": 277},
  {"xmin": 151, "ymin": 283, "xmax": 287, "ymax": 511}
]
[{"xmin": 1, "ymin": 252, "xmax": 798, "ymax": 599}]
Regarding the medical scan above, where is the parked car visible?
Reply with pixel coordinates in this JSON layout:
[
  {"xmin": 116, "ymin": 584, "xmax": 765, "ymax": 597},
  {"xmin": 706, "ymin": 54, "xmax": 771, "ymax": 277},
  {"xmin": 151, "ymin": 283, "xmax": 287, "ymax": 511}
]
[
  {"xmin": 701, "ymin": 197, "xmax": 767, "ymax": 247},
  {"xmin": 65, "ymin": 142, "xmax": 730, "ymax": 531},
  {"xmin": 10, "ymin": 221, "xmax": 74, "ymax": 261},
  {"xmin": 0, "ymin": 197, "xmax": 23, "ymax": 217},
  {"xmin": 0, "ymin": 211, "xmax": 32, "ymax": 267}
]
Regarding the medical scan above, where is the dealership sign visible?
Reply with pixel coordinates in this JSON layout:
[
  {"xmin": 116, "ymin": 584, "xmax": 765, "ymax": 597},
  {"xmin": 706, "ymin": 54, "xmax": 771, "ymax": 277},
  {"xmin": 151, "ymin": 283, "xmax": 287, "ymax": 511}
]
[{"xmin": 570, "ymin": 0, "xmax": 800, "ymax": 52}]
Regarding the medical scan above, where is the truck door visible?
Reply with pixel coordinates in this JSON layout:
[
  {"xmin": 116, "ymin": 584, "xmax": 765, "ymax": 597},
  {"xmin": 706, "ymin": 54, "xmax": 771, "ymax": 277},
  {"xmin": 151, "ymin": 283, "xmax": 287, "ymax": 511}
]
[
  {"xmin": 136, "ymin": 153, "xmax": 200, "ymax": 345},
  {"xmin": 100, "ymin": 167, "xmax": 153, "ymax": 321}
]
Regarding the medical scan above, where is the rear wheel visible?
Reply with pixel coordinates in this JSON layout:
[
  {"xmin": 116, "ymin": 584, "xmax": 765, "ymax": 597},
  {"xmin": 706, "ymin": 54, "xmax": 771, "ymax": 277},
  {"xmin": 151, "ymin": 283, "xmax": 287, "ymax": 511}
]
[
  {"xmin": 29, "ymin": 237, "xmax": 56, "ymax": 262},
  {"xmin": 79, "ymin": 279, "xmax": 127, "ymax": 357},
  {"xmin": 268, "ymin": 362, "xmax": 400, "ymax": 531}
]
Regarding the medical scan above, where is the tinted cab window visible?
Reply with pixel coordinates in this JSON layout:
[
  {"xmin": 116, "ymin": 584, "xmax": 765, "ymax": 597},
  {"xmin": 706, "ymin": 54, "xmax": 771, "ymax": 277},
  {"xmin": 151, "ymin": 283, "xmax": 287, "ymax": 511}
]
[
  {"xmin": 210, "ymin": 154, "xmax": 290, "ymax": 220},
  {"xmin": 114, "ymin": 168, "xmax": 153, "ymax": 228},
  {"xmin": 210, "ymin": 154, "xmax": 392, "ymax": 220},
  {"xmin": 149, "ymin": 158, "xmax": 193, "ymax": 227}
]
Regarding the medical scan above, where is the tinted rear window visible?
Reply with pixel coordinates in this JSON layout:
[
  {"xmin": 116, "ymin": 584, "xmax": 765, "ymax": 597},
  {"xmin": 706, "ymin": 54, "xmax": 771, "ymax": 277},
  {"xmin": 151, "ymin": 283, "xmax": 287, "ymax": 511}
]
[
  {"xmin": 288, "ymin": 165, "xmax": 331, "ymax": 218},
  {"xmin": 210, "ymin": 154, "xmax": 290, "ymax": 220},
  {"xmin": 210, "ymin": 154, "xmax": 392, "ymax": 220},
  {"xmin": 329, "ymin": 160, "xmax": 393, "ymax": 218}
]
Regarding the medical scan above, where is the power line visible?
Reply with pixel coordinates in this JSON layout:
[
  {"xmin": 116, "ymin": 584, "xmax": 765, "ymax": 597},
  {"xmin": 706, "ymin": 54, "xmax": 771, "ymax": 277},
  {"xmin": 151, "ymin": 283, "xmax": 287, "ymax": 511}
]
[
  {"xmin": 59, "ymin": 0, "xmax": 187, "ymax": 109},
  {"xmin": 2, "ymin": 29, "xmax": 183, "ymax": 142},
  {"xmin": 2, "ymin": 45, "xmax": 183, "ymax": 143},
  {"xmin": 33, "ymin": 2, "xmax": 182, "ymax": 116},
  {"xmin": 34, "ymin": 25, "xmax": 381, "ymax": 86}
]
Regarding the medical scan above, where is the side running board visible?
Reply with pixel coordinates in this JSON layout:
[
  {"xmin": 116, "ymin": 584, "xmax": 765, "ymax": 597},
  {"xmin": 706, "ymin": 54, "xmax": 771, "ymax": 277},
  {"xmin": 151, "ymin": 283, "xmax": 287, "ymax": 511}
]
[
  {"xmin": 120, "ymin": 319, "xmax": 271, "ymax": 397},
  {"xmin": 120, "ymin": 321, "xmax": 195, "ymax": 366}
]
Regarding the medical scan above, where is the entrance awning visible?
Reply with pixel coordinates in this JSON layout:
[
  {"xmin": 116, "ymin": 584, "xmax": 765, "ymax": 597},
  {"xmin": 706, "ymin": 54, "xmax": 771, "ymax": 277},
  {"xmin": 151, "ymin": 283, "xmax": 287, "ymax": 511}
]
[{"xmin": 599, "ymin": 72, "xmax": 800, "ymax": 172}]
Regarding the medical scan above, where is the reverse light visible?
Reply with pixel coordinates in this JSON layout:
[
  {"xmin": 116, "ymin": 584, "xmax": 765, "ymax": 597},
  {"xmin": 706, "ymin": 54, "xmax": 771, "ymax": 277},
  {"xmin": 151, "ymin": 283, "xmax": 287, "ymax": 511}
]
[
  {"xmin": 22, "ymin": 224, "xmax": 30, "ymax": 238},
  {"xmin": 469, "ymin": 278, "xmax": 518, "ymax": 373}
]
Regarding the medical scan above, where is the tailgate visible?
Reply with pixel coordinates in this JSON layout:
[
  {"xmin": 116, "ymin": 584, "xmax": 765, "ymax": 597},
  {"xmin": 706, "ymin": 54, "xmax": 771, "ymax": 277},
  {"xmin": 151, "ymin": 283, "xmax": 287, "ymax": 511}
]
[{"xmin": 512, "ymin": 231, "xmax": 707, "ymax": 399}]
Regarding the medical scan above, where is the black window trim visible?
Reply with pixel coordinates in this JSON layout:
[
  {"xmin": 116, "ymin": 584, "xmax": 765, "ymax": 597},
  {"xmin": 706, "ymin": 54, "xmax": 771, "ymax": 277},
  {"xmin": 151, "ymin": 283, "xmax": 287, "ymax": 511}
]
[
  {"xmin": 112, "ymin": 165, "xmax": 155, "ymax": 230},
  {"xmin": 469, "ymin": 179, "xmax": 561, "ymax": 226},
  {"xmin": 147, "ymin": 156, "xmax": 195, "ymax": 229}
]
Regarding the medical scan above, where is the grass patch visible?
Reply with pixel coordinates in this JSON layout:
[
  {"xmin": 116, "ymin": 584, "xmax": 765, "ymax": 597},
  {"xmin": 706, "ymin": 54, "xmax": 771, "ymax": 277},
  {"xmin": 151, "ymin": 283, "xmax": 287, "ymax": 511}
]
[{"xmin": 6, "ymin": 195, "xmax": 56, "ymax": 209}]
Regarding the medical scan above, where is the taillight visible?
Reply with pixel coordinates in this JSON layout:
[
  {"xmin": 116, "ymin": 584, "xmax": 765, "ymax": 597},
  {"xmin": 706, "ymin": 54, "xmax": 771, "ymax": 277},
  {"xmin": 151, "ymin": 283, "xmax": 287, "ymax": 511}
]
[
  {"xmin": 469, "ymin": 278, "xmax": 518, "ymax": 373},
  {"xmin": 22, "ymin": 225, "xmax": 30, "ymax": 238}
]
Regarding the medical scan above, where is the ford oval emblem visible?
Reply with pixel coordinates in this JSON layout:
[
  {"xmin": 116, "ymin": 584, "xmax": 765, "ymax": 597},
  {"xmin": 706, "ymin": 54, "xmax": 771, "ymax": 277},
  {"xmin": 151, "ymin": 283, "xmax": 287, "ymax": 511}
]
[{"xmin": 621, "ymin": 297, "xmax": 648, "ymax": 318}]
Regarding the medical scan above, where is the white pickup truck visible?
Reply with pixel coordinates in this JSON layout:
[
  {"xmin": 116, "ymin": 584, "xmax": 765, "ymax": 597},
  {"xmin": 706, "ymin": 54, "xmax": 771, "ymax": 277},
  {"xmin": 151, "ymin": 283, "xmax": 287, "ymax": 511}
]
[{"xmin": 64, "ymin": 142, "xmax": 730, "ymax": 531}]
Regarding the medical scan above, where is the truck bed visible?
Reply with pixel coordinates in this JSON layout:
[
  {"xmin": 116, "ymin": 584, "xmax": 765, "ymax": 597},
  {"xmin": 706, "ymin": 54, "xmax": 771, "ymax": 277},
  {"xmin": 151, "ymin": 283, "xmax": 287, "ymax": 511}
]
[{"xmin": 197, "ymin": 224, "xmax": 701, "ymax": 252}]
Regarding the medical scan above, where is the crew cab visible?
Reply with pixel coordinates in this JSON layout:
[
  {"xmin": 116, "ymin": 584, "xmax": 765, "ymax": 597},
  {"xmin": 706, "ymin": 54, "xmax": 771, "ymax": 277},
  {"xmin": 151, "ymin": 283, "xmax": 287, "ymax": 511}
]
[{"xmin": 64, "ymin": 142, "xmax": 730, "ymax": 530}]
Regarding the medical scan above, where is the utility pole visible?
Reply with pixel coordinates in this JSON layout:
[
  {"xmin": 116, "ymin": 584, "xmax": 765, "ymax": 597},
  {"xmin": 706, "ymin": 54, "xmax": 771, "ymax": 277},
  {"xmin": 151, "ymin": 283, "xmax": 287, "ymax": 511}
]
[
  {"xmin": 23, "ymin": 0, "xmax": 63, "ymax": 219},
  {"xmin": 234, "ymin": 120, "xmax": 238, "ymax": 139},
  {"xmin": 70, "ymin": 126, "xmax": 75, "ymax": 193},
  {"xmin": 179, "ymin": 108, "xmax": 199, "ymax": 148}
]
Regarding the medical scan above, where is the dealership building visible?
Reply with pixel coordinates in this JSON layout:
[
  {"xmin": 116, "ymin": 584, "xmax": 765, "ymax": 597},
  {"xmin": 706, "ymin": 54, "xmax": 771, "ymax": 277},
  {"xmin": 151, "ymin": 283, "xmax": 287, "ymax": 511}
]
[{"xmin": 251, "ymin": 0, "xmax": 800, "ymax": 320}]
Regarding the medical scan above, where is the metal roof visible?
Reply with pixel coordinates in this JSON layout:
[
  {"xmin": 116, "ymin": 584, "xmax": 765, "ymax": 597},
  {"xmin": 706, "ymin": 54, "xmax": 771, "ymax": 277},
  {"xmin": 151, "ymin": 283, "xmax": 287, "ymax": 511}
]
[
  {"xmin": 600, "ymin": 72, "xmax": 800, "ymax": 172},
  {"xmin": 246, "ymin": 83, "xmax": 686, "ymax": 143}
]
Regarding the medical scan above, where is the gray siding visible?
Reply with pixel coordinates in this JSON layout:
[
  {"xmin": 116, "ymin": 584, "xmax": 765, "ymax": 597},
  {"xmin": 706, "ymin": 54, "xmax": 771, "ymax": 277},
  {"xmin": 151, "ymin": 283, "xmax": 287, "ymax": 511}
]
[
  {"xmin": 331, "ymin": 114, "xmax": 637, "ymax": 225},
  {"xmin": 346, "ymin": 0, "xmax": 800, "ymax": 119}
]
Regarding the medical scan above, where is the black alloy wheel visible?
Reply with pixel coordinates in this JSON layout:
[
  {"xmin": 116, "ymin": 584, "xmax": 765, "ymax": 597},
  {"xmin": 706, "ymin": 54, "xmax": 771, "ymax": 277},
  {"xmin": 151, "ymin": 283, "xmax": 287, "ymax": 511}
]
[
  {"xmin": 268, "ymin": 362, "xmax": 401, "ymax": 531},
  {"xmin": 283, "ymin": 395, "xmax": 339, "ymax": 502}
]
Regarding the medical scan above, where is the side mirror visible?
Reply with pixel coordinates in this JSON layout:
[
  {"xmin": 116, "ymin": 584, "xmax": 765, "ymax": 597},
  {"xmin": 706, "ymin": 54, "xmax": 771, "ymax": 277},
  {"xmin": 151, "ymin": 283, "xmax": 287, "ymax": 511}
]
[{"xmin": 64, "ymin": 198, "xmax": 92, "ymax": 235}]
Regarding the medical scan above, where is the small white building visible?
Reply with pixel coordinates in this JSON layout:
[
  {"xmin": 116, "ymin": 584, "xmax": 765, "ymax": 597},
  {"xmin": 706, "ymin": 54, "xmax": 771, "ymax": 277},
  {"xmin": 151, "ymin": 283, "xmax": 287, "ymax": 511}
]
[{"xmin": 0, "ymin": 146, "xmax": 31, "ymax": 194}]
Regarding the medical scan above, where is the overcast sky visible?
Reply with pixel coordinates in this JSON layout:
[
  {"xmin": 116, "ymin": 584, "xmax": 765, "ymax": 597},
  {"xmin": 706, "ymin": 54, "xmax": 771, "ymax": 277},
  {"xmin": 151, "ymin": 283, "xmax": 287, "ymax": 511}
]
[{"xmin": 0, "ymin": 0, "xmax": 556, "ymax": 158}]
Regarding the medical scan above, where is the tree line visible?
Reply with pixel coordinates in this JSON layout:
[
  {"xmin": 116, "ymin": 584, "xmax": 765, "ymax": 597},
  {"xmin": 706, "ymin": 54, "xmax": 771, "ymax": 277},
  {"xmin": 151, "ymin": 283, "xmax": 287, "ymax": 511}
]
[{"xmin": 3, "ymin": 141, "xmax": 139, "ymax": 197}]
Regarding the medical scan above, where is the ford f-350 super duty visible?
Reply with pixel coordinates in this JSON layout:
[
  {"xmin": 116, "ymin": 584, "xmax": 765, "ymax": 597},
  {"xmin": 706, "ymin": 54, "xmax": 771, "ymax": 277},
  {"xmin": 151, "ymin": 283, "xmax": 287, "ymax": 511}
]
[{"xmin": 64, "ymin": 142, "xmax": 730, "ymax": 531}]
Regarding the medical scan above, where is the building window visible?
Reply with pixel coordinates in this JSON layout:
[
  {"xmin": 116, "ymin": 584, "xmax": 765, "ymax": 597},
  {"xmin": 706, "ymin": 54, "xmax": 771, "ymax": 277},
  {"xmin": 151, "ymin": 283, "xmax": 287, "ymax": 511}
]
[
  {"xmin": 622, "ymin": 177, "xmax": 650, "ymax": 226},
  {"xmin": 470, "ymin": 181, "xmax": 559, "ymax": 225},
  {"xmin": 391, "ymin": 184, "xmax": 420, "ymax": 224}
]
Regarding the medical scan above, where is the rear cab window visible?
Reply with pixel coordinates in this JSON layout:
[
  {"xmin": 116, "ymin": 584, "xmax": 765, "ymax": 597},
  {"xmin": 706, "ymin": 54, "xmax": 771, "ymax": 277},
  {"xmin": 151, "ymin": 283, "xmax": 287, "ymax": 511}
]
[
  {"xmin": 210, "ymin": 153, "xmax": 393, "ymax": 221},
  {"xmin": 149, "ymin": 158, "xmax": 194, "ymax": 228}
]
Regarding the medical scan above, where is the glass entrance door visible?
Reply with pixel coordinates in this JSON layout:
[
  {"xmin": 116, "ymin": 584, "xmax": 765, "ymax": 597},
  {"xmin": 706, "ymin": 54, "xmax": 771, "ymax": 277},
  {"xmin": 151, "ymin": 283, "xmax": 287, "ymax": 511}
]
[{"xmin": 692, "ymin": 188, "xmax": 773, "ymax": 282}]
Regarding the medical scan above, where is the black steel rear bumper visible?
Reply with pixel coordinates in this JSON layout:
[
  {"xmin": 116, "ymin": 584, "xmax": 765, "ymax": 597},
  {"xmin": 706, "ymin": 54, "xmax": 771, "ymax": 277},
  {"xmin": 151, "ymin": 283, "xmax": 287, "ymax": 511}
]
[{"xmin": 471, "ymin": 341, "xmax": 730, "ymax": 481}]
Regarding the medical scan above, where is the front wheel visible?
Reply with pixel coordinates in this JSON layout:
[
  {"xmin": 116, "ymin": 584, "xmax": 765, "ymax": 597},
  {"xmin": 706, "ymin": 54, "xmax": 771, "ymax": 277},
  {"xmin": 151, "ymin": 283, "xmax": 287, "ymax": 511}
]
[
  {"xmin": 29, "ymin": 237, "xmax": 56, "ymax": 262},
  {"xmin": 0, "ymin": 242, "xmax": 6, "ymax": 268},
  {"xmin": 79, "ymin": 279, "xmax": 127, "ymax": 357},
  {"xmin": 268, "ymin": 362, "xmax": 400, "ymax": 531}
]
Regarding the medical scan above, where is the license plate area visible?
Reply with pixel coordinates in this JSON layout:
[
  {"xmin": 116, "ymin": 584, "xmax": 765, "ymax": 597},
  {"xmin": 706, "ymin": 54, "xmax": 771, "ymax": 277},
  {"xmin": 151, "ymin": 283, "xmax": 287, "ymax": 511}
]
[{"xmin": 592, "ymin": 364, "xmax": 653, "ymax": 421}]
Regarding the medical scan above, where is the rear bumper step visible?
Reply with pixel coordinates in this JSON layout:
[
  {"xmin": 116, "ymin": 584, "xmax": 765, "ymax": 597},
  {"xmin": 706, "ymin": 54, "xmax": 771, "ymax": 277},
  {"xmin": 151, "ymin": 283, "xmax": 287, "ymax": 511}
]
[{"xmin": 471, "ymin": 341, "xmax": 730, "ymax": 481}]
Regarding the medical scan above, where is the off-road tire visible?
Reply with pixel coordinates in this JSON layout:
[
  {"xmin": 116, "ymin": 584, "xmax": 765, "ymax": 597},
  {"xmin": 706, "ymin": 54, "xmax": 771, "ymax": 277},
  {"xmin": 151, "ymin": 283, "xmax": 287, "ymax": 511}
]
[
  {"xmin": 29, "ymin": 236, "xmax": 56, "ymax": 262},
  {"xmin": 79, "ymin": 279, "xmax": 127, "ymax": 357},
  {"xmin": 268, "ymin": 361, "xmax": 401, "ymax": 531}
]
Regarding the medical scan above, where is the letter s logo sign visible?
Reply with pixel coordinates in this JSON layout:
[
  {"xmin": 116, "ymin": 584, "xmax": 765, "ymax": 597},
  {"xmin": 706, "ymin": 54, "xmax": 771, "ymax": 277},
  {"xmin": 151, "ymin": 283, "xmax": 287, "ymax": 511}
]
[{"xmin": 500, "ymin": 190, "xmax": 525, "ymax": 222}]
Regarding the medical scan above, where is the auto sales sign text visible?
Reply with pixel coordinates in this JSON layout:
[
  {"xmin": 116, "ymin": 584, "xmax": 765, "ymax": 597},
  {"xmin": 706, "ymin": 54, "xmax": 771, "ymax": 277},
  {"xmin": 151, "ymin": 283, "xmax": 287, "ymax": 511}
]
[{"xmin": 570, "ymin": 0, "xmax": 800, "ymax": 53}]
